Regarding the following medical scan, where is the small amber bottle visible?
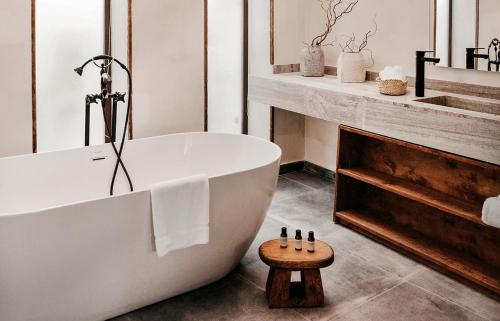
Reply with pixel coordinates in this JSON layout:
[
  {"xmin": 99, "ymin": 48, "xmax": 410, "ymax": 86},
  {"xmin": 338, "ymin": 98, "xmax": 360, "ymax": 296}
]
[
  {"xmin": 280, "ymin": 227, "xmax": 288, "ymax": 248},
  {"xmin": 295, "ymin": 229, "xmax": 303, "ymax": 251},
  {"xmin": 307, "ymin": 231, "xmax": 315, "ymax": 253}
]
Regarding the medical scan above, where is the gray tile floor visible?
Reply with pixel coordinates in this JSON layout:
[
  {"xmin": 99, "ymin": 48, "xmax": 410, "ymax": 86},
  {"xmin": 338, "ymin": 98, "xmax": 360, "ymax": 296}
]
[{"xmin": 113, "ymin": 171, "xmax": 500, "ymax": 321}]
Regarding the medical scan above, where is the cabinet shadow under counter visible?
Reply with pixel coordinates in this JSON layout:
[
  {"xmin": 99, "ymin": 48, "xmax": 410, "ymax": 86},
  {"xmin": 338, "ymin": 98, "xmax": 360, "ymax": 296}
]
[{"xmin": 334, "ymin": 125, "xmax": 500, "ymax": 297}]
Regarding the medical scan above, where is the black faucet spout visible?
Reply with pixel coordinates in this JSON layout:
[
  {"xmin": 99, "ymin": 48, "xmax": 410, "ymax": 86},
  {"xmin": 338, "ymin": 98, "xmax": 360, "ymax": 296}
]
[
  {"xmin": 415, "ymin": 51, "xmax": 440, "ymax": 97},
  {"xmin": 423, "ymin": 57, "xmax": 441, "ymax": 64}
]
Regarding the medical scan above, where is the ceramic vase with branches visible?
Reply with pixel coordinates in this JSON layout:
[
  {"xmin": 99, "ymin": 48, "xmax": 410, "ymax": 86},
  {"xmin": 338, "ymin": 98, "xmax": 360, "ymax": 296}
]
[
  {"xmin": 337, "ymin": 16, "xmax": 378, "ymax": 83},
  {"xmin": 301, "ymin": 0, "xmax": 359, "ymax": 77}
]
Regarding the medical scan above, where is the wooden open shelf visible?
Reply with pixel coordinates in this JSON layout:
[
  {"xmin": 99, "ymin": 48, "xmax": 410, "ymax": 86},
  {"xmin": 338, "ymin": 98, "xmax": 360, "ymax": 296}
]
[
  {"xmin": 336, "ymin": 209, "xmax": 500, "ymax": 294},
  {"xmin": 334, "ymin": 125, "xmax": 500, "ymax": 297},
  {"xmin": 337, "ymin": 167, "xmax": 484, "ymax": 225}
]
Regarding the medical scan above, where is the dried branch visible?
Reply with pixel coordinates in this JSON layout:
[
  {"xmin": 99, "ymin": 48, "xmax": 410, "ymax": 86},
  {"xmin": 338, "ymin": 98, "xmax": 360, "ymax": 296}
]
[
  {"xmin": 338, "ymin": 33, "xmax": 354, "ymax": 52},
  {"xmin": 358, "ymin": 15, "xmax": 378, "ymax": 51},
  {"xmin": 310, "ymin": 0, "xmax": 360, "ymax": 47},
  {"xmin": 339, "ymin": 15, "xmax": 378, "ymax": 53},
  {"xmin": 322, "ymin": 36, "xmax": 338, "ymax": 47}
]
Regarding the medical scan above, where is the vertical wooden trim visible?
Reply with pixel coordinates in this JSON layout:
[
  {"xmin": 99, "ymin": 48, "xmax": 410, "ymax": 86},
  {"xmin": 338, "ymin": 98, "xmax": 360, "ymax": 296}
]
[
  {"xmin": 204, "ymin": 0, "xmax": 208, "ymax": 132},
  {"xmin": 474, "ymin": 0, "xmax": 480, "ymax": 70},
  {"xmin": 242, "ymin": 0, "xmax": 249, "ymax": 135},
  {"xmin": 448, "ymin": 0, "xmax": 452, "ymax": 67},
  {"xmin": 269, "ymin": 0, "xmax": 275, "ymax": 141},
  {"xmin": 127, "ymin": 0, "xmax": 134, "ymax": 139},
  {"xmin": 104, "ymin": 0, "xmax": 112, "ymax": 143},
  {"xmin": 475, "ymin": 0, "xmax": 479, "ymax": 48},
  {"xmin": 269, "ymin": 0, "xmax": 275, "ymax": 65},
  {"xmin": 474, "ymin": 0, "xmax": 479, "ymax": 70},
  {"xmin": 31, "ymin": 0, "xmax": 37, "ymax": 153},
  {"xmin": 432, "ymin": 0, "xmax": 437, "ymax": 52},
  {"xmin": 270, "ymin": 107, "xmax": 275, "ymax": 142}
]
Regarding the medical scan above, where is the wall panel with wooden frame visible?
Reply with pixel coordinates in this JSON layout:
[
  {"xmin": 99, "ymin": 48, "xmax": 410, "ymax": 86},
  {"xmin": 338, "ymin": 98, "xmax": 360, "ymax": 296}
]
[{"xmin": 31, "ymin": 0, "xmax": 133, "ymax": 153}]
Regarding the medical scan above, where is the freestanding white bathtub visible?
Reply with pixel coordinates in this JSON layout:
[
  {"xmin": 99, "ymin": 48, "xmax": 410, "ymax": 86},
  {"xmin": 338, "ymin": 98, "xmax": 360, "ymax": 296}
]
[{"xmin": 0, "ymin": 133, "xmax": 281, "ymax": 321}]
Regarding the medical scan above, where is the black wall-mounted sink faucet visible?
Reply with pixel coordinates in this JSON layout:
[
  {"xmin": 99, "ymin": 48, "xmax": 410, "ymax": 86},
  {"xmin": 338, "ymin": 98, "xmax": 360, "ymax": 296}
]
[{"xmin": 416, "ymin": 51, "xmax": 441, "ymax": 97}]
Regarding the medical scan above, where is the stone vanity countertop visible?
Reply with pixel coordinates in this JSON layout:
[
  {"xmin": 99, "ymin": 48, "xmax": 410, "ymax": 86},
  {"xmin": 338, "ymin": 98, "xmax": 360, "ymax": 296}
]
[{"xmin": 249, "ymin": 72, "xmax": 500, "ymax": 165}]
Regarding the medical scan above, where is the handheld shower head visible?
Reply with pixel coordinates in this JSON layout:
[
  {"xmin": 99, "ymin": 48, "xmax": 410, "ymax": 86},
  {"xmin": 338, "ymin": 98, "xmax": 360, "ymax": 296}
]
[{"xmin": 74, "ymin": 67, "xmax": 84, "ymax": 76}]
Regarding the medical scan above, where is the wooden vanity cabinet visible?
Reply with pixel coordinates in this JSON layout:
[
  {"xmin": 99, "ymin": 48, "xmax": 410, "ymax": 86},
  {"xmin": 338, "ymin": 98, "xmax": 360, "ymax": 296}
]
[{"xmin": 334, "ymin": 125, "xmax": 500, "ymax": 297}]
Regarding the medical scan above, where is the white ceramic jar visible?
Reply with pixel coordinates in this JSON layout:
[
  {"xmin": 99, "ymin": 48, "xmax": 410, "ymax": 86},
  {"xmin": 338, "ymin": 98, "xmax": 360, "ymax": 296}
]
[{"xmin": 337, "ymin": 52, "xmax": 369, "ymax": 83}]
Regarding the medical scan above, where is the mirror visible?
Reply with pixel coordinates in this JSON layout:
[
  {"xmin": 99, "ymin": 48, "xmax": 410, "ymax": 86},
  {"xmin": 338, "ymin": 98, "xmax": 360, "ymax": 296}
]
[{"xmin": 433, "ymin": 0, "xmax": 499, "ymax": 72}]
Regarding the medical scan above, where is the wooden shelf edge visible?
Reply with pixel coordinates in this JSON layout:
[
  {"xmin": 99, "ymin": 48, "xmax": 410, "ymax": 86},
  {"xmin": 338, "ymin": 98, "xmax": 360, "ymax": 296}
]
[
  {"xmin": 338, "ymin": 125, "xmax": 500, "ymax": 170},
  {"xmin": 335, "ymin": 210, "xmax": 500, "ymax": 295},
  {"xmin": 337, "ymin": 168, "xmax": 485, "ymax": 226}
]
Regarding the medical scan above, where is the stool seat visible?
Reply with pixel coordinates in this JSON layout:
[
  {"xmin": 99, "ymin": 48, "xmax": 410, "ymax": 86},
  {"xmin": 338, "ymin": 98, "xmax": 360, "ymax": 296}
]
[
  {"xmin": 259, "ymin": 239, "xmax": 334, "ymax": 269},
  {"xmin": 259, "ymin": 239, "xmax": 335, "ymax": 308}
]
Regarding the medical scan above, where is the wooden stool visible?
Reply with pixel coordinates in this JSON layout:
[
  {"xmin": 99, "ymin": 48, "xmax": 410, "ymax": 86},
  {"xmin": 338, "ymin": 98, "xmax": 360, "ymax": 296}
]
[{"xmin": 259, "ymin": 239, "xmax": 334, "ymax": 308}]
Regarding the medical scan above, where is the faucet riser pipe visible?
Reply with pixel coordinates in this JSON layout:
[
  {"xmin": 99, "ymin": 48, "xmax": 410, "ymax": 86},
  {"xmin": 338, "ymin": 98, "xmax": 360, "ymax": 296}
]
[
  {"xmin": 85, "ymin": 101, "xmax": 91, "ymax": 146},
  {"xmin": 416, "ymin": 56, "xmax": 425, "ymax": 97},
  {"xmin": 111, "ymin": 97, "xmax": 118, "ymax": 143}
]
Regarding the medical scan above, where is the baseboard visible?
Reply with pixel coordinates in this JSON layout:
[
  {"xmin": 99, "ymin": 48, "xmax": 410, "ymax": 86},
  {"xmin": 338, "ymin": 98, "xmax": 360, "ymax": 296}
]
[
  {"xmin": 279, "ymin": 161, "xmax": 305, "ymax": 174},
  {"xmin": 303, "ymin": 161, "xmax": 335, "ymax": 182},
  {"xmin": 279, "ymin": 161, "xmax": 335, "ymax": 182}
]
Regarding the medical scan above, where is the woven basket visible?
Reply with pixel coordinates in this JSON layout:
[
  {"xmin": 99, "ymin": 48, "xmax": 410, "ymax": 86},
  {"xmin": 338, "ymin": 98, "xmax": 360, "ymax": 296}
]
[{"xmin": 376, "ymin": 78, "xmax": 408, "ymax": 96}]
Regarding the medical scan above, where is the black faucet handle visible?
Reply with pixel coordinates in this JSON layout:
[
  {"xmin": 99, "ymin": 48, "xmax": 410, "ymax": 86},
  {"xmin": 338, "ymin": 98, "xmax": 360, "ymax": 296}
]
[
  {"xmin": 115, "ymin": 92, "xmax": 126, "ymax": 103},
  {"xmin": 86, "ymin": 94, "xmax": 100, "ymax": 104},
  {"xmin": 416, "ymin": 50, "xmax": 435, "ymax": 57}
]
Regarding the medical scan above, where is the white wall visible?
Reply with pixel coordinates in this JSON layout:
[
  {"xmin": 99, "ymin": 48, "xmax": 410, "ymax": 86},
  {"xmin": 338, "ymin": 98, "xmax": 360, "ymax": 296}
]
[
  {"xmin": 273, "ymin": 0, "xmax": 500, "ymax": 171},
  {"xmin": 305, "ymin": 117, "xmax": 337, "ymax": 170},
  {"xmin": 272, "ymin": 0, "xmax": 306, "ymax": 164},
  {"xmin": 0, "ymin": 1, "xmax": 32, "ymax": 157},
  {"xmin": 275, "ymin": 0, "xmax": 304, "ymax": 65},
  {"xmin": 207, "ymin": 0, "xmax": 244, "ymax": 134},
  {"xmin": 248, "ymin": 0, "xmax": 273, "ymax": 140},
  {"xmin": 132, "ymin": 0, "xmax": 205, "ymax": 139},
  {"xmin": 36, "ymin": 0, "xmax": 105, "ymax": 153},
  {"xmin": 275, "ymin": 109, "xmax": 304, "ymax": 164}
]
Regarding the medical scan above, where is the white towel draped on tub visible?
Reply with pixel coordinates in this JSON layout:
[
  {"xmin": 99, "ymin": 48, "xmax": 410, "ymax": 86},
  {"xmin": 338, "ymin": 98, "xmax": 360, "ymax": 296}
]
[
  {"xmin": 482, "ymin": 195, "xmax": 500, "ymax": 229},
  {"xmin": 150, "ymin": 174, "xmax": 210, "ymax": 256}
]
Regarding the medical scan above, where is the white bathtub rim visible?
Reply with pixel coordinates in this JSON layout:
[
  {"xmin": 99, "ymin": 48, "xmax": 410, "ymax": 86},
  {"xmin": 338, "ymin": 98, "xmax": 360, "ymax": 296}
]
[
  {"xmin": 0, "ymin": 132, "xmax": 280, "ymax": 161},
  {"xmin": 0, "ymin": 132, "xmax": 282, "ymax": 217}
]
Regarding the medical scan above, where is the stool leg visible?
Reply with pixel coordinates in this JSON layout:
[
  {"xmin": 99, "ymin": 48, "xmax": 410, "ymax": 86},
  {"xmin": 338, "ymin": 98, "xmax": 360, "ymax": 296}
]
[
  {"xmin": 301, "ymin": 269, "xmax": 324, "ymax": 307},
  {"xmin": 266, "ymin": 268, "xmax": 291, "ymax": 308},
  {"xmin": 265, "ymin": 267, "xmax": 274, "ymax": 300}
]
